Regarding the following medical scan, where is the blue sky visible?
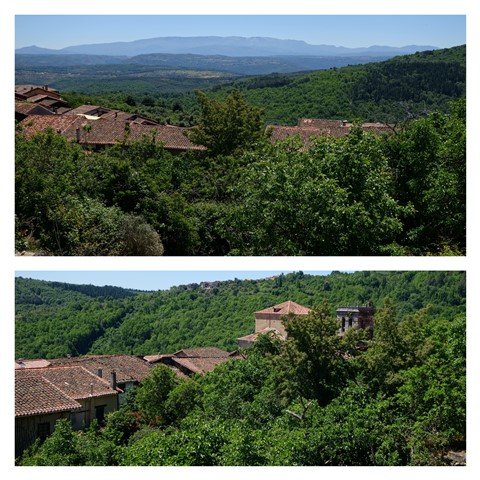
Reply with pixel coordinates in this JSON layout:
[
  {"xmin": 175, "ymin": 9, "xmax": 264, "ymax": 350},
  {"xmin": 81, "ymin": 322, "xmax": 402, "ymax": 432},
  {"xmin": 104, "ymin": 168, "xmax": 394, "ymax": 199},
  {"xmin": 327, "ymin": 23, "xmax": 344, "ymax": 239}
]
[
  {"xmin": 15, "ymin": 270, "xmax": 336, "ymax": 292},
  {"xmin": 15, "ymin": 15, "xmax": 466, "ymax": 50}
]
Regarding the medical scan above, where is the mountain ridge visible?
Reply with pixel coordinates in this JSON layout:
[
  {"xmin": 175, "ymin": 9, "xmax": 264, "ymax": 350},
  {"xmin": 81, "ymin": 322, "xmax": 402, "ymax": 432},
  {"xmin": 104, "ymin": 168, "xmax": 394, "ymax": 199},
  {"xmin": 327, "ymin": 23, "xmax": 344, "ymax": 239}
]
[{"xmin": 16, "ymin": 35, "xmax": 438, "ymax": 57}]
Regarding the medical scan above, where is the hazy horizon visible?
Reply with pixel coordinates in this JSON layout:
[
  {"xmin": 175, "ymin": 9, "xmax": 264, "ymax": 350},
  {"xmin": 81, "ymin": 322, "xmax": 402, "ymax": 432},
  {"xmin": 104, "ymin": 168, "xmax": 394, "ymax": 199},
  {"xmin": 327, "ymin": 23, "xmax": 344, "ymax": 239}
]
[{"xmin": 15, "ymin": 15, "xmax": 465, "ymax": 51}]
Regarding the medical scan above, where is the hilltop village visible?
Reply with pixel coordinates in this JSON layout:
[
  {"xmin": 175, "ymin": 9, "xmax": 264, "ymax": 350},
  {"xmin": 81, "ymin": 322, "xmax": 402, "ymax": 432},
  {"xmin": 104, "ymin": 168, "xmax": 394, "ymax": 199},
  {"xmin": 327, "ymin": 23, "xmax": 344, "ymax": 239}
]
[
  {"xmin": 15, "ymin": 84, "xmax": 393, "ymax": 152},
  {"xmin": 15, "ymin": 300, "xmax": 373, "ymax": 456}
]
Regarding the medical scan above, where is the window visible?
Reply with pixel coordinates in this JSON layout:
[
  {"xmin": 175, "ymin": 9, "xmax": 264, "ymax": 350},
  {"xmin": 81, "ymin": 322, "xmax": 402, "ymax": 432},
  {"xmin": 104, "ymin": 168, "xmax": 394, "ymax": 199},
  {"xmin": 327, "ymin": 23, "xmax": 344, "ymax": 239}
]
[{"xmin": 95, "ymin": 405, "xmax": 106, "ymax": 423}]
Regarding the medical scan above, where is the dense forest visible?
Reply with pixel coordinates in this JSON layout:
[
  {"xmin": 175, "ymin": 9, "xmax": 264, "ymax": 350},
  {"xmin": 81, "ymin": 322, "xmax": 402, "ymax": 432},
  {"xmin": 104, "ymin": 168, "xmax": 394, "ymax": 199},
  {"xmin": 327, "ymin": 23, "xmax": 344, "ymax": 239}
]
[
  {"xmin": 16, "ymin": 271, "xmax": 466, "ymax": 466},
  {"xmin": 15, "ymin": 271, "xmax": 466, "ymax": 359}
]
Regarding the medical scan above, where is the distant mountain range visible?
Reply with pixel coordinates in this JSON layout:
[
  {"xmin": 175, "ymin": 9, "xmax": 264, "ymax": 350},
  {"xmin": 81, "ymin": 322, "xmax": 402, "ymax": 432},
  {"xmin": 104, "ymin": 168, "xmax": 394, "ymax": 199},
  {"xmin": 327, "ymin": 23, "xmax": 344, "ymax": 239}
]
[{"xmin": 16, "ymin": 36, "xmax": 438, "ymax": 57}]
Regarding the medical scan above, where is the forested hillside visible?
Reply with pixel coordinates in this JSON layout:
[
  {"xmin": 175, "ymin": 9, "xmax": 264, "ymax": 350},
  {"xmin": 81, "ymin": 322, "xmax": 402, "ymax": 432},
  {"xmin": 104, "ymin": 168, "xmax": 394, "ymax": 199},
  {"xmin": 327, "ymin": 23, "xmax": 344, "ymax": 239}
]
[
  {"xmin": 227, "ymin": 45, "xmax": 466, "ymax": 124},
  {"xmin": 15, "ymin": 46, "xmax": 466, "ymax": 256},
  {"xmin": 16, "ymin": 45, "xmax": 465, "ymax": 126},
  {"xmin": 17, "ymin": 271, "xmax": 466, "ymax": 466},
  {"xmin": 15, "ymin": 271, "xmax": 466, "ymax": 360}
]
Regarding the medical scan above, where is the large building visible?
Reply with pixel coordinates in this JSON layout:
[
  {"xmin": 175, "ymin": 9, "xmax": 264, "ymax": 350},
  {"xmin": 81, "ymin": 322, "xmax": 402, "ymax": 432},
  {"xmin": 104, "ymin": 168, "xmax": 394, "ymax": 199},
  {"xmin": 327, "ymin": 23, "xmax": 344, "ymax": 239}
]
[
  {"xmin": 237, "ymin": 300, "xmax": 312, "ymax": 347},
  {"xmin": 237, "ymin": 300, "xmax": 375, "ymax": 347},
  {"xmin": 336, "ymin": 304, "xmax": 375, "ymax": 337}
]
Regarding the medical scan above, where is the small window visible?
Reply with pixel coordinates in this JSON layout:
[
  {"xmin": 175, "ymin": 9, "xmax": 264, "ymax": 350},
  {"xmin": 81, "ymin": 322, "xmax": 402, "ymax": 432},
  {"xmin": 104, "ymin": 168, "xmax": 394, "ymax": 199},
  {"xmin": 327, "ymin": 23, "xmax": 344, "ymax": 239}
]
[
  {"xmin": 348, "ymin": 317, "xmax": 353, "ymax": 328},
  {"xmin": 95, "ymin": 405, "xmax": 106, "ymax": 423},
  {"xmin": 341, "ymin": 317, "xmax": 346, "ymax": 332}
]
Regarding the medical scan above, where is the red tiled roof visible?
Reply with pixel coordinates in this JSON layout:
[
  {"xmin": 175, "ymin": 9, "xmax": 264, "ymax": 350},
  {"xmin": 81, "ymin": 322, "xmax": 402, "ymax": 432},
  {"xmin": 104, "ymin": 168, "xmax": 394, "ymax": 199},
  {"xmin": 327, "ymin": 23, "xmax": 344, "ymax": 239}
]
[
  {"xmin": 172, "ymin": 356, "xmax": 231, "ymax": 374},
  {"xmin": 16, "ymin": 366, "xmax": 118, "ymax": 401},
  {"xmin": 15, "ymin": 85, "xmax": 38, "ymax": 96},
  {"xmin": 18, "ymin": 114, "xmax": 80, "ymax": 135},
  {"xmin": 173, "ymin": 347, "xmax": 231, "ymax": 358},
  {"xmin": 18, "ymin": 115, "xmax": 205, "ymax": 151},
  {"xmin": 298, "ymin": 118, "xmax": 346, "ymax": 129},
  {"xmin": 15, "ymin": 373, "xmax": 81, "ymax": 417},
  {"xmin": 256, "ymin": 300, "xmax": 312, "ymax": 316},
  {"xmin": 143, "ymin": 353, "xmax": 173, "ymax": 363},
  {"xmin": 15, "ymin": 102, "xmax": 54, "ymax": 116},
  {"xmin": 27, "ymin": 94, "xmax": 61, "ymax": 104},
  {"xmin": 268, "ymin": 119, "xmax": 393, "ymax": 149},
  {"xmin": 48, "ymin": 355, "xmax": 152, "ymax": 384},
  {"xmin": 15, "ymin": 85, "xmax": 60, "ymax": 97},
  {"xmin": 65, "ymin": 105, "xmax": 158, "ymax": 125},
  {"xmin": 64, "ymin": 105, "xmax": 109, "ymax": 116},
  {"xmin": 267, "ymin": 125, "xmax": 327, "ymax": 148},
  {"xmin": 145, "ymin": 347, "xmax": 233, "ymax": 375}
]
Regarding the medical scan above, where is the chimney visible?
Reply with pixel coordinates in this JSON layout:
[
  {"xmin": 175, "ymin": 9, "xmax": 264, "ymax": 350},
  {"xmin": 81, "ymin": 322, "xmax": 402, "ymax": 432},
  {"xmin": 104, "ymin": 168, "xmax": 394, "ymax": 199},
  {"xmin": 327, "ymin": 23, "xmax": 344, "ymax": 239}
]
[
  {"xmin": 97, "ymin": 368, "xmax": 103, "ymax": 378},
  {"xmin": 110, "ymin": 371, "xmax": 117, "ymax": 390},
  {"xmin": 44, "ymin": 85, "xmax": 49, "ymax": 91}
]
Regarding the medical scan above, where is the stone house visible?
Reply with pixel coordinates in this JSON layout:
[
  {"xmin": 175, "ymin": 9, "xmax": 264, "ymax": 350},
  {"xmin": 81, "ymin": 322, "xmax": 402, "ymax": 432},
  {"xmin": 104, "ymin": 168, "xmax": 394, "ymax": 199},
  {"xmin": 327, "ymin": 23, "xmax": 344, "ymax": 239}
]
[
  {"xmin": 237, "ymin": 300, "xmax": 312, "ymax": 347},
  {"xmin": 14, "ymin": 354, "xmax": 154, "ymax": 455}
]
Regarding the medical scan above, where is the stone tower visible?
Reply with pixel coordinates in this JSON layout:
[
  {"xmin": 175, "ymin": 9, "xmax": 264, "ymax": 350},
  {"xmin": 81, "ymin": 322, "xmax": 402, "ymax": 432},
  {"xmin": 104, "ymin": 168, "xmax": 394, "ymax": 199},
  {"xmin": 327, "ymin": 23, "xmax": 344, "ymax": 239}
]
[{"xmin": 336, "ymin": 304, "xmax": 375, "ymax": 337}]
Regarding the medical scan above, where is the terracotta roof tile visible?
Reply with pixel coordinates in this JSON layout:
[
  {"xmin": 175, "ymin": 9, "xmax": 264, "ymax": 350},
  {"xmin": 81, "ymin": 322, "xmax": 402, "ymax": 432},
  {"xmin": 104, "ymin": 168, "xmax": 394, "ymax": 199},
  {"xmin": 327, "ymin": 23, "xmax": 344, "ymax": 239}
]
[
  {"xmin": 268, "ymin": 119, "xmax": 393, "ymax": 149},
  {"xmin": 16, "ymin": 366, "xmax": 118, "ymax": 401},
  {"xmin": 48, "ymin": 355, "xmax": 152, "ymax": 384},
  {"xmin": 173, "ymin": 347, "xmax": 231, "ymax": 358},
  {"xmin": 15, "ymin": 85, "xmax": 60, "ymax": 97},
  {"xmin": 15, "ymin": 102, "xmax": 54, "ymax": 116},
  {"xmin": 255, "ymin": 300, "xmax": 312, "ymax": 316},
  {"xmin": 64, "ymin": 105, "xmax": 110, "ymax": 116},
  {"xmin": 172, "ymin": 356, "xmax": 232, "ymax": 374},
  {"xmin": 18, "ymin": 115, "xmax": 80, "ymax": 135},
  {"xmin": 18, "ymin": 115, "xmax": 205, "ymax": 151},
  {"xmin": 143, "ymin": 354, "xmax": 174, "ymax": 363},
  {"xmin": 15, "ymin": 373, "xmax": 81, "ymax": 417}
]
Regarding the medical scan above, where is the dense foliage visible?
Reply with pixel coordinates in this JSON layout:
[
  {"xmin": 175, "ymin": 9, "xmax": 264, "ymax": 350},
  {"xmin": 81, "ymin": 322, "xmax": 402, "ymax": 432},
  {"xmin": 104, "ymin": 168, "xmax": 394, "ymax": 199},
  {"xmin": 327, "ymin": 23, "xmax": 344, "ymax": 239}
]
[
  {"xmin": 15, "ymin": 271, "xmax": 466, "ymax": 359},
  {"xmin": 17, "ymin": 284, "xmax": 466, "ymax": 466},
  {"xmin": 15, "ymin": 92, "xmax": 465, "ymax": 256}
]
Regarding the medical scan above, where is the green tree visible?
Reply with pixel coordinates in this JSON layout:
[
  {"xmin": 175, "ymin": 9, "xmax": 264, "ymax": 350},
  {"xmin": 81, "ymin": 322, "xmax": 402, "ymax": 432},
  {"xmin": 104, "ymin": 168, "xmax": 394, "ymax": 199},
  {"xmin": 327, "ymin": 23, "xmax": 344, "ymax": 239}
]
[
  {"xmin": 187, "ymin": 89, "xmax": 265, "ymax": 156},
  {"xmin": 362, "ymin": 297, "xmax": 405, "ymax": 394},
  {"xmin": 19, "ymin": 419, "xmax": 81, "ymax": 466},
  {"xmin": 275, "ymin": 301, "xmax": 351, "ymax": 406},
  {"xmin": 227, "ymin": 132, "xmax": 405, "ymax": 255},
  {"xmin": 135, "ymin": 364, "xmax": 180, "ymax": 424}
]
